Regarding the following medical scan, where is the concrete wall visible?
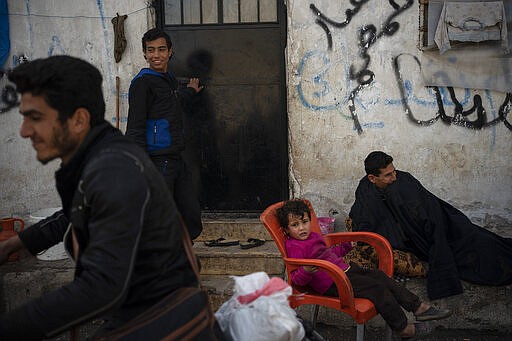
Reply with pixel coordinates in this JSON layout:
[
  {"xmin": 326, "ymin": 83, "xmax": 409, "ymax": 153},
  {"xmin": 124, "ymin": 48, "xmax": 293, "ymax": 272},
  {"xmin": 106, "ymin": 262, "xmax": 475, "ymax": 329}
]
[
  {"xmin": 0, "ymin": 0, "xmax": 151, "ymax": 217},
  {"xmin": 0, "ymin": 0, "xmax": 510, "ymax": 234},
  {"xmin": 286, "ymin": 0, "xmax": 512, "ymax": 232}
]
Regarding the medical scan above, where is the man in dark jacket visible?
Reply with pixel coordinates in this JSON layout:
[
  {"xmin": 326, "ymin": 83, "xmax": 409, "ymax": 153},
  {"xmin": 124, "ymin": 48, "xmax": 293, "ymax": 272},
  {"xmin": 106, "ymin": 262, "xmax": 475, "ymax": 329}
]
[
  {"xmin": 350, "ymin": 151, "xmax": 512, "ymax": 300},
  {"xmin": 126, "ymin": 28, "xmax": 203, "ymax": 240},
  {"xmin": 0, "ymin": 55, "xmax": 198, "ymax": 340}
]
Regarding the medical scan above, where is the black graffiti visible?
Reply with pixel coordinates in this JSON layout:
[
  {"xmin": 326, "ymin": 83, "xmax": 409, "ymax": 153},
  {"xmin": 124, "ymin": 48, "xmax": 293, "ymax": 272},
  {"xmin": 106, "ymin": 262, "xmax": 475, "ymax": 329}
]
[
  {"xmin": 310, "ymin": 0, "xmax": 370, "ymax": 30},
  {"xmin": 393, "ymin": 54, "xmax": 512, "ymax": 131},
  {"xmin": 315, "ymin": 19, "xmax": 333, "ymax": 50},
  {"xmin": 0, "ymin": 69, "xmax": 18, "ymax": 114},
  {"xmin": 310, "ymin": 0, "xmax": 413, "ymax": 134},
  {"xmin": 310, "ymin": 0, "xmax": 371, "ymax": 51}
]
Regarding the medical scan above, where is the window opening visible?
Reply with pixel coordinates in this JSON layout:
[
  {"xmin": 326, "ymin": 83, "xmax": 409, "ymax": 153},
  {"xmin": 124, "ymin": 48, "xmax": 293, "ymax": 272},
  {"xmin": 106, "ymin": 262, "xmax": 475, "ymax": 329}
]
[{"xmin": 164, "ymin": 0, "xmax": 278, "ymax": 26}]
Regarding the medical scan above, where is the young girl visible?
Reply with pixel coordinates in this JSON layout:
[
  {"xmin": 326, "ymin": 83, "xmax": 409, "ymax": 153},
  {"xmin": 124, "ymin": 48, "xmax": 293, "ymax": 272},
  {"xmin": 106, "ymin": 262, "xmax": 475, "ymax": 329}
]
[{"xmin": 276, "ymin": 199, "xmax": 451, "ymax": 339}]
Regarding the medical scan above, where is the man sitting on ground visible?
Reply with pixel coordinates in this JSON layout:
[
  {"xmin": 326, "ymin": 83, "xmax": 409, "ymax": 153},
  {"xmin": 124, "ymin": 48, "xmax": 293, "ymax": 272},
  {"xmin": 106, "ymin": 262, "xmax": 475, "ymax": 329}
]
[{"xmin": 349, "ymin": 151, "xmax": 512, "ymax": 299}]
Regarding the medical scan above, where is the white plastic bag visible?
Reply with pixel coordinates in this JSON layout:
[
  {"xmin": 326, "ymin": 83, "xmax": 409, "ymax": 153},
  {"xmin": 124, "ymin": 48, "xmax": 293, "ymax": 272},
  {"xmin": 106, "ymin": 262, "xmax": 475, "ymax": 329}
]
[{"xmin": 215, "ymin": 272, "xmax": 305, "ymax": 341}]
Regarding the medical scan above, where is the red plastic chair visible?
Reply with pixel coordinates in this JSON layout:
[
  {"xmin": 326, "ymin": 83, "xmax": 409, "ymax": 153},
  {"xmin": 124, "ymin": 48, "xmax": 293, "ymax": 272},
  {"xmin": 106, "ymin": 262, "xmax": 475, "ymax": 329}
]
[{"xmin": 260, "ymin": 200, "xmax": 394, "ymax": 341}]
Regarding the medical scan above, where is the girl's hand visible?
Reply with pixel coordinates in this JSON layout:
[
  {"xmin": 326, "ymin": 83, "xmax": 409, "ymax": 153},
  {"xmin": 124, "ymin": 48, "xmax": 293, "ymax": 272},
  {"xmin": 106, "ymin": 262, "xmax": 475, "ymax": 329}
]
[{"xmin": 303, "ymin": 265, "xmax": 318, "ymax": 273}]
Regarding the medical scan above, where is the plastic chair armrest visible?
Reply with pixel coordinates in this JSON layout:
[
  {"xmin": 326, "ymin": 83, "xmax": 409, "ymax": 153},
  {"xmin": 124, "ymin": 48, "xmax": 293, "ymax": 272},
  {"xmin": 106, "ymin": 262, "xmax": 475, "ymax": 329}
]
[{"xmin": 284, "ymin": 257, "xmax": 355, "ymax": 309}]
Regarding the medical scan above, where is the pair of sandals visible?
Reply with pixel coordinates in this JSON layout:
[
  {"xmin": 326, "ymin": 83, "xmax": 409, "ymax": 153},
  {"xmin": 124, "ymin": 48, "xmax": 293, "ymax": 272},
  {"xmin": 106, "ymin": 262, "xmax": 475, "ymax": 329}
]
[{"xmin": 204, "ymin": 237, "xmax": 265, "ymax": 249}]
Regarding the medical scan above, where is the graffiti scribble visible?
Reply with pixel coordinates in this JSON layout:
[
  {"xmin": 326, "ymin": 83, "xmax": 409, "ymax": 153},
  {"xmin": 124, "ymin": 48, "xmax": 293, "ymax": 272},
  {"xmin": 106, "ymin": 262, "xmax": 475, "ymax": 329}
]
[
  {"xmin": 315, "ymin": 19, "xmax": 333, "ymax": 50},
  {"xmin": 310, "ymin": 1, "xmax": 370, "ymax": 29},
  {"xmin": 310, "ymin": 0, "xmax": 413, "ymax": 134},
  {"xmin": 0, "ymin": 69, "xmax": 18, "ymax": 114},
  {"xmin": 393, "ymin": 54, "xmax": 511, "ymax": 131},
  {"xmin": 310, "ymin": 0, "xmax": 370, "ymax": 51}
]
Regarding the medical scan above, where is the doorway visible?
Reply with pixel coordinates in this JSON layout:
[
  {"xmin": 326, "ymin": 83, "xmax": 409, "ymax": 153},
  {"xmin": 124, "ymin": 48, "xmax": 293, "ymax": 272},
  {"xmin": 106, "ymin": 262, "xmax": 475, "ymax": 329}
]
[{"xmin": 156, "ymin": 1, "xmax": 288, "ymax": 215}]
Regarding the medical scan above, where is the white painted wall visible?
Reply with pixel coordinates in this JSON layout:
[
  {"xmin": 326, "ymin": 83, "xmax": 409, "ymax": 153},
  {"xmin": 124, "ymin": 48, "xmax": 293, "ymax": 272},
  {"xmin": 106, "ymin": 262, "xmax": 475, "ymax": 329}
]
[
  {"xmin": 286, "ymin": 0, "xmax": 511, "ymax": 229},
  {"xmin": 0, "ymin": 0, "xmax": 151, "ymax": 216},
  {"xmin": 1, "ymin": 0, "xmax": 510, "ymax": 231}
]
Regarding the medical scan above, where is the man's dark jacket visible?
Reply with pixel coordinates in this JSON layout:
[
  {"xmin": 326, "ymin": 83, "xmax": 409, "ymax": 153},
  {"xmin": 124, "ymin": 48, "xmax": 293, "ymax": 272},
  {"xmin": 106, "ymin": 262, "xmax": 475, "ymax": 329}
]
[
  {"xmin": 126, "ymin": 68, "xmax": 195, "ymax": 156},
  {"xmin": 349, "ymin": 170, "xmax": 512, "ymax": 300},
  {"xmin": 1, "ymin": 122, "xmax": 196, "ymax": 340}
]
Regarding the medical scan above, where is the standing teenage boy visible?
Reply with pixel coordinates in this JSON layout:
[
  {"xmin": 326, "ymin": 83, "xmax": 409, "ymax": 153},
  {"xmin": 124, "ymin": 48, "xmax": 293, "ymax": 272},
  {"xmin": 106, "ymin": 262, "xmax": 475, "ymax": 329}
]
[{"xmin": 126, "ymin": 28, "xmax": 203, "ymax": 239}]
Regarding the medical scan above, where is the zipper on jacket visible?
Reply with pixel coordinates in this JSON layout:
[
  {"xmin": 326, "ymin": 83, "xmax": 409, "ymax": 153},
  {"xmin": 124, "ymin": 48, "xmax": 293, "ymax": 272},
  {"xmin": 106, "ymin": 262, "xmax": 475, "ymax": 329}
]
[{"xmin": 153, "ymin": 122, "xmax": 157, "ymax": 144}]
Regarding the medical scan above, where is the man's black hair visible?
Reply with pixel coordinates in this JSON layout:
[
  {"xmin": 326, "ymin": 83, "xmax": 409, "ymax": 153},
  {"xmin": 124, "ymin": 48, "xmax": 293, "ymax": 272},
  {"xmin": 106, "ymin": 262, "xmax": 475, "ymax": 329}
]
[
  {"xmin": 142, "ymin": 28, "xmax": 172, "ymax": 51},
  {"xmin": 364, "ymin": 151, "xmax": 393, "ymax": 176},
  {"xmin": 276, "ymin": 199, "xmax": 311, "ymax": 228},
  {"xmin": 8, "ymin": 55, "xmax": 105, "ymax": 127}
]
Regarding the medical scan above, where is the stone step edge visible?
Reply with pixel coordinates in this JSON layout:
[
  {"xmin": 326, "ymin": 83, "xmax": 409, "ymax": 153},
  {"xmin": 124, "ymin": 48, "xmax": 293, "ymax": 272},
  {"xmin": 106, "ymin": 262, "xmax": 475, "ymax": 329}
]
[{"xmin": 194, "ymin": 240, "xmax": 280, "ymax": 257}]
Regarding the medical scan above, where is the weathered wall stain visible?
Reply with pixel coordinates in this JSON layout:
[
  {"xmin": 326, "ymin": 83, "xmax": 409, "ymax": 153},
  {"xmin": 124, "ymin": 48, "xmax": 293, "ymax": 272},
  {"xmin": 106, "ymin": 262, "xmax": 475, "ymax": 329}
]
[
  {"xmin": 439, "ymin": 143, "xmax": 466, "ymax": 169},
  {"xmin": 48, "ymin": 35, "xmax": 65, "ymax": 56},
  {"xmin": 23, "ymin": 0, "xmax": 35, "ymax": 53},
  {"xmin": 95, "ymin": 0, "xmax": 115, "ymax": 92}
]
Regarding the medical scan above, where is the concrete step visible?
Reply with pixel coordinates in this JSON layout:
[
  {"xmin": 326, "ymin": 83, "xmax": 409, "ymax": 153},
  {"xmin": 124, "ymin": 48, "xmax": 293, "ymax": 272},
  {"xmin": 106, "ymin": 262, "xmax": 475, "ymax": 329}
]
[
  {"xmin": 196, "ymin": 218, "xmax": 284, "ymax": 312},
  {"xmin": 198, "ymin": 218, "xmax": 271, "ymax": 242},
  {"xmin": 194, "ymin": 240, "xmax": 284, "ymax": 276}
]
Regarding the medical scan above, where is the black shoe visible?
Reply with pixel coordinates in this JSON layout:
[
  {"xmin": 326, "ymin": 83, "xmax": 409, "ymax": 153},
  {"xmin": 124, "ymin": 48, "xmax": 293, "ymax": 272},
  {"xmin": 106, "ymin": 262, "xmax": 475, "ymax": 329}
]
[{"xmin": 415, "ymin": 306, "xmax": 452, "ymax": 321}]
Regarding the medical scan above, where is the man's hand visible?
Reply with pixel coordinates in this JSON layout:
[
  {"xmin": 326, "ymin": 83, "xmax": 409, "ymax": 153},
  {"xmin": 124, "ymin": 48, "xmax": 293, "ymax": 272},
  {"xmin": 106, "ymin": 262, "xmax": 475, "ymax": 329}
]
[
  {"xmin": 187, "ymin": 78, "xmax": 204, "ymax": 93},
  {"xmin": 0, "ymin": 236, "xmax": 24, "ymax": 265}
]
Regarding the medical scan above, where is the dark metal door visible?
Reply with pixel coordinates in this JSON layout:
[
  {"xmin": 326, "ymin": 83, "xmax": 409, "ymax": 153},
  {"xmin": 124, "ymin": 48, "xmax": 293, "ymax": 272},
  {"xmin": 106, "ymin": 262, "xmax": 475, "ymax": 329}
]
[{"xmin": 157, "ymin": 1, "xmax": 288, "ymax": 214}]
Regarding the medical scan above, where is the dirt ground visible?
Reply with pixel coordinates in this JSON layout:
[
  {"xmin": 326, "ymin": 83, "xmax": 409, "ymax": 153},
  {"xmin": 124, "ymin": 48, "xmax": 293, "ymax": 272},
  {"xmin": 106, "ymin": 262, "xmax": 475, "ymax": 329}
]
[
  {"xmin": 313, "ymin": 323, "xmax": 512, "ymax": 341},
  {"xmin": 47, "ymin": 319, "xmax": 511, "ymax": 340}
]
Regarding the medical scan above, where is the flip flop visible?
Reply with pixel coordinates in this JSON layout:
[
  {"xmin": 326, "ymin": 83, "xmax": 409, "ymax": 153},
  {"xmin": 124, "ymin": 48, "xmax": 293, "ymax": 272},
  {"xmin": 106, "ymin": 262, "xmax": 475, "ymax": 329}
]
[
  {"xmin": 240, "ymin": 238, "xmax": 265, "ymax": 249},
  {"xmin": 204, "ymin": 238, "xmax": 240, "ymax": 247}
]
